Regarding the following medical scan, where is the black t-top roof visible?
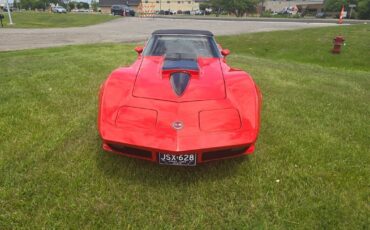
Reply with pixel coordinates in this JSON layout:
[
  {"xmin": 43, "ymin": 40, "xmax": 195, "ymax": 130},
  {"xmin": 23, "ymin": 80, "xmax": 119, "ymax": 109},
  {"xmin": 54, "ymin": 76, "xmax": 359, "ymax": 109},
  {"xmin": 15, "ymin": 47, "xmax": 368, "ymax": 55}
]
[{"xmin": 152, "ymin": 29, "xmax": 214, "ymax": 36}]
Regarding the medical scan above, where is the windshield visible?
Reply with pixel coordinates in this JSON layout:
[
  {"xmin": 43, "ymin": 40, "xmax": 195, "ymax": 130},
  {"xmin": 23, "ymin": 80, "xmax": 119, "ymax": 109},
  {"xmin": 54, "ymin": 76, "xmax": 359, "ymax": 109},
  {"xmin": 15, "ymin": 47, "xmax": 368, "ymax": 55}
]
[{"xmin": 143, "ymin": 35, "xmax": 220, "ymax": 59}]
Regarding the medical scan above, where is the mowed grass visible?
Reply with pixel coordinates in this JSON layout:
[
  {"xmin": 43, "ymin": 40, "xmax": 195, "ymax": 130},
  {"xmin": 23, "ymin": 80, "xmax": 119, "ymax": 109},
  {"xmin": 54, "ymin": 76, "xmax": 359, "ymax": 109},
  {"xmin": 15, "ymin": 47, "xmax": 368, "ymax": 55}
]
[
  {"xmin": 218, "ymin": 24, "xmax": 370, "ymax": 72},
  {"xmin": 0, "ymin": 25, "xmax": 369, "ymax": 228},
  {"xmin": 1, "ymin": 12, "xmax": 116, "ymax": 28}
]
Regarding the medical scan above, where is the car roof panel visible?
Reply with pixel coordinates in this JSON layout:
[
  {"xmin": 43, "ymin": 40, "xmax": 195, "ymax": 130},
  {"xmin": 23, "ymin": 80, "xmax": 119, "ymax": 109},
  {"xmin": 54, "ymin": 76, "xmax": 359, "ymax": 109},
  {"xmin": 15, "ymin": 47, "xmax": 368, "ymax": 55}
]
[{"xmin": 152, "ymin": 30, "xmax": 214, "ymax": 36}]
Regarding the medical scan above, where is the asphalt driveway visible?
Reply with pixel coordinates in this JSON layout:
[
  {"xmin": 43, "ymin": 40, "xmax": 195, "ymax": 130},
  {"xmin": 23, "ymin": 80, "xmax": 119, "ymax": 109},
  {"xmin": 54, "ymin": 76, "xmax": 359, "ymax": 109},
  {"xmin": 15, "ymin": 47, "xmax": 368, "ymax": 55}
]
[{"xmin": 0, "ymin": 17, "xmax": 337, "ymax": 51}]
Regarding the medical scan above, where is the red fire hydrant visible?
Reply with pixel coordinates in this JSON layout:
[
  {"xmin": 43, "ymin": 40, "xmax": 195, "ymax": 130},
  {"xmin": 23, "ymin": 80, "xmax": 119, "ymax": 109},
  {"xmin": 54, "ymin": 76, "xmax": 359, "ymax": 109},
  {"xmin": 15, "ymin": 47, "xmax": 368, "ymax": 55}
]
[{"xmin": 332, "ymin": 36, "xmax": 345, "ymax": 54}]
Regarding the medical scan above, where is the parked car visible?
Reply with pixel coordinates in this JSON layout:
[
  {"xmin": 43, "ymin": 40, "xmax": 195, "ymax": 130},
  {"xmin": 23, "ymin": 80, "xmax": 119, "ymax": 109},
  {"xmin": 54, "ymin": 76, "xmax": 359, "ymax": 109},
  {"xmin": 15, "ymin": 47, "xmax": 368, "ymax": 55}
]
[
  {"xmin": 98, "ymin": 29, "xmax": 262, "ymax": 166},
  {"xmin": 52, "ymin": 6, "xmax": 67, "ymax": 13},
  {"xmin": 71, "ymin": 9, "xmax": 90, "ymax": 13},
  {"xmin": 194, "ymin": 10, "xmax": 204, "ymax": 15},
  {"xmin": 158, "ymin": 10, "xmax": 175, "ymax": 15},
  {"xmin": 3, "ymin": 7, "xmax": 13, "ymax": 12},
  {"xmin": 111, "ymin": 5, "xmax": 135, "ymax": 16},
  {"xmin": 316, "ymin": 12, "xmax": 326, "ymax": 18}
]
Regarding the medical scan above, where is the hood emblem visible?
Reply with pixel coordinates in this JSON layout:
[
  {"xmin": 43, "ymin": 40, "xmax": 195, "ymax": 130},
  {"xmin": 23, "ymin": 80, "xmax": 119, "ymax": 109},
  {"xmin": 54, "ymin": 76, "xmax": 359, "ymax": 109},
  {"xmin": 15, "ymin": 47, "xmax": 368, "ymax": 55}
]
[
  {"xmin": 172, "ymin": 121, "xmax": 184, "ymax": 130},
  {"xmin": 170, "ymin": 72, "xmax": 190, "ymax": 96}
]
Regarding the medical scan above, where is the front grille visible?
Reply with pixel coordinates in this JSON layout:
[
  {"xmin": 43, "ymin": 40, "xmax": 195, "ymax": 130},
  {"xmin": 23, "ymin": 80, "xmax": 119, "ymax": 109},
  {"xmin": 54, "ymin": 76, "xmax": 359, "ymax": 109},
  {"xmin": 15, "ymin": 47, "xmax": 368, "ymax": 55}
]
[
  {"xmin": 107, "ymin": 143, "xmax": 152, "ymax": 159},
  {"xmin": 202, "ymin": 146, "xmax": 248, "ymax": 161}
]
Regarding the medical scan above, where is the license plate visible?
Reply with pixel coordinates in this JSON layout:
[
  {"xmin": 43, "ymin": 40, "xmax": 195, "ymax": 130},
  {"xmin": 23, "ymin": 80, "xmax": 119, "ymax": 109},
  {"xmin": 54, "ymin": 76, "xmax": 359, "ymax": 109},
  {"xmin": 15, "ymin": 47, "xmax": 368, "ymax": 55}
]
[{"xmin": 158, "ymin": 153, "xmax": 196, "ymax": 166}]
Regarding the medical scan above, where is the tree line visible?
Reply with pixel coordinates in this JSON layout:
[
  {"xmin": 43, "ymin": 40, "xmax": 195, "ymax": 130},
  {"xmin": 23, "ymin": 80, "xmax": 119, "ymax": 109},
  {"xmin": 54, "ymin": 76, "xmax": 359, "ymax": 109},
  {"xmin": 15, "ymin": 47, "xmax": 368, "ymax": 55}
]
[
  {"xmin": 11, "ymin": 0, "xmax": 370, "ymax": 19},
  {"xmin": 200, "ymin": 0, "xmax": 259, "ymax": 17},
  {"xmin": 15, "ymin": 0, "xmax": 91, "ymax": 11},
  {"xmin": 324, "ymin": 0, "xmax": 370, "ymax": 19},
  {"xmin": 201, "ymin": 0, "xmax": 370, "ymax": 19}
]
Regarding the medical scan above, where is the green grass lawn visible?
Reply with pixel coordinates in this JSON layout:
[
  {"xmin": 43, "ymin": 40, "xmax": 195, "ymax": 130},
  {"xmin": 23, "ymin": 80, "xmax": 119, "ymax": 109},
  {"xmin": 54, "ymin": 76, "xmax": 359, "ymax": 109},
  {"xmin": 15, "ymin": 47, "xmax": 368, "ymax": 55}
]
[
  {"xmin": 0, "ymin": 25, "xmax": 369, "ymax": 228},
  {"xmin": 0, "ymin": 12, "xmax": 116, "ymax": 28},
  {"xmin": 218, "ymin": 24, "xmax": 370, "ymax": 72}
]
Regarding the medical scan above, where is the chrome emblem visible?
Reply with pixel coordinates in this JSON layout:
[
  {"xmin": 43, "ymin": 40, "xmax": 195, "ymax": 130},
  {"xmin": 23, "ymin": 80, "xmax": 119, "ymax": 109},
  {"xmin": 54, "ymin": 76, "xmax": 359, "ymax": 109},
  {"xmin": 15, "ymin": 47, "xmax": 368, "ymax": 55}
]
[{"xmin": 172, "ymin": 121, "xmax": 184, "ymax": 130}]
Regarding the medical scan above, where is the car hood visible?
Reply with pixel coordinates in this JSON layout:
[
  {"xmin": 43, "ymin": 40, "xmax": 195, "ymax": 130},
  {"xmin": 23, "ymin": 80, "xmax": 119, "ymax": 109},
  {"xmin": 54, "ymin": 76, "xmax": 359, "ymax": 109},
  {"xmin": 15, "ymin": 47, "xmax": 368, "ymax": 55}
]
[{"xmin": 132, "ymin": 56, "xmax": 226, "ymax": 102}]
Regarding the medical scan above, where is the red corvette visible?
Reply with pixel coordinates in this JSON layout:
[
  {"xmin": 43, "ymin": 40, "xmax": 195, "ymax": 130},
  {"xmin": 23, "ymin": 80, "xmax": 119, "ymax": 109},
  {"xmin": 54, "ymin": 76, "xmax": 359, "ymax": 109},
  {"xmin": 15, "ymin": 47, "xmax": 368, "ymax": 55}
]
[{"xmin": 98, "ymin": 30, "xmax": 262, "ymax": 166}]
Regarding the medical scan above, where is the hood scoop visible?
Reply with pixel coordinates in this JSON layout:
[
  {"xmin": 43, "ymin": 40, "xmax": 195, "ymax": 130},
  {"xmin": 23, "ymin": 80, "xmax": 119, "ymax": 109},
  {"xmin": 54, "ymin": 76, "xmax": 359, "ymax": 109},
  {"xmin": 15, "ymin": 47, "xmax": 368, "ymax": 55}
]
[
  {"xmin": 170, "ymin": 72, "xmax": 190, "ymax": 96},
  {"xmin": 163, "ymin": 59, "xmax": 197, "ymax": 97}
]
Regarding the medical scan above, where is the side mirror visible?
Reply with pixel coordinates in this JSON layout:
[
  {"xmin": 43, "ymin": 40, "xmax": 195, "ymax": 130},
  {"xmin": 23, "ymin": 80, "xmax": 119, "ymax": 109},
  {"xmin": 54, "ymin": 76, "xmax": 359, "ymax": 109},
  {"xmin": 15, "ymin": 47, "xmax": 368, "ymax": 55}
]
[
  {"xmin": 221, "ymin": 49, "xmax": 230, "ymax": 57},
  {"xmin": 135, "ymin": 46, "xmax": 143, "ymax": 54}
]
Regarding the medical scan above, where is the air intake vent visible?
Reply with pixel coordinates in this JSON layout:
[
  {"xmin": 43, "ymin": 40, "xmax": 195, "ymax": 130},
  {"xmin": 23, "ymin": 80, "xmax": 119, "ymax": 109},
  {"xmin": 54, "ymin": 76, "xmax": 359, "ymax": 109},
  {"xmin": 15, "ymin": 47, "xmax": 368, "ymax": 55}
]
[
  {"xmin": 202, "ymin": 146, "xmax": 249, "ymax": 161},
  {"xmin": 107, "ymin": 143, "xmax": 152, "ymax": 159}
]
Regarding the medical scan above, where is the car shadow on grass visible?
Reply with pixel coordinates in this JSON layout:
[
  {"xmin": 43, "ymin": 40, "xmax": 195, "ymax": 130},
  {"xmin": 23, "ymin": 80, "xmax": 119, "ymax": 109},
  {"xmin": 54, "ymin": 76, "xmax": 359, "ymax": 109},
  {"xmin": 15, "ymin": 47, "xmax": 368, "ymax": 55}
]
[{"xmin": 94, "ymin": 140, "xmax": 250, "ymax": 188}]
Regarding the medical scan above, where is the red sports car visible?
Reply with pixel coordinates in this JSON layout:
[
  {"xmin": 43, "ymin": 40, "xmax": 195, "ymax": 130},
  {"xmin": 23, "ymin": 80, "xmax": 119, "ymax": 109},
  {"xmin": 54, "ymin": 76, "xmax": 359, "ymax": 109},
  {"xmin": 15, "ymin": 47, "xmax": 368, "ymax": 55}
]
[{"xmin": 98, "ymin": 29, "xmax": 262, "ymax": 166}]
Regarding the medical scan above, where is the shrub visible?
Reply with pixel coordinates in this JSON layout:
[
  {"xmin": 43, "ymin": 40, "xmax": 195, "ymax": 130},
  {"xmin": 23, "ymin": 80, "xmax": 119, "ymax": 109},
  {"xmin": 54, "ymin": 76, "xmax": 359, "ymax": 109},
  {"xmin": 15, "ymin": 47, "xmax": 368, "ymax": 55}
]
[{"xmin": 357, "ymin": 0, "xmax": 370, "ymax": 19}]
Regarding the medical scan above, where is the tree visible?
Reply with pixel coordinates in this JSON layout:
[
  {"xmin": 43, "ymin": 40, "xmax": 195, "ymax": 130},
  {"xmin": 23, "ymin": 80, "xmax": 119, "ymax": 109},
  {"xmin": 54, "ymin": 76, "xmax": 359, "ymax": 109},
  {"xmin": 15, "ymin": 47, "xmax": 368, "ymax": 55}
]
[
  {"xmin": 13, "ymin": 0, "xmax": 21, "ymax": 10},
  {"xmin": 68, "ymin": 1, "xmax": 75, "ymax": 10},
  {"xmin": 76, "ymin": 2, "xmax": 89, "ymax": 9},
  {"xmin": 357, "ymin": 0, "xmax": 370, "ymax": 19},
  {"xmin": 91, "ymin": 0, "xmax": 98, "ymax": 12},
  {"xmin": 209, "ymin": 0, "xmax": 258, "ymax": 17},
  {"xmin": 260, "ymin": 0, "xmax": 266, "ymax": 15},
  {"xmin": 324, "ymin": 0, "xmax": 357, "ymax": 12},
  {"xmin": 199, "ymin": 2, "xmax": 212, "ymax": 11},
  {"xmin": 209, "ymin": 0, "xmax": 226, "ymax": 16},
  {"xmin": 222, "ymin": 0, "xmax": 258, "ymax": 17},
  {"xmin": 20, "ymin": 0, "xmax": 58, "ymax": 10},
  {"xmin": 20, "ymin": 0, "xmax": 35, "ymax": 10}
]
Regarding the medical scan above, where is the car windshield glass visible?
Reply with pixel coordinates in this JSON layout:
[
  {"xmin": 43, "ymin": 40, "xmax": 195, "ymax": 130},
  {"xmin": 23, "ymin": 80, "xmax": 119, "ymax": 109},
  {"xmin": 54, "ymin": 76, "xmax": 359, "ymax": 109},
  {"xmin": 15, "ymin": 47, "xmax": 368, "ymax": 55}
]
[{"xmin": 143, "ymin": 35, "xmax": 220, "ymax": 59}]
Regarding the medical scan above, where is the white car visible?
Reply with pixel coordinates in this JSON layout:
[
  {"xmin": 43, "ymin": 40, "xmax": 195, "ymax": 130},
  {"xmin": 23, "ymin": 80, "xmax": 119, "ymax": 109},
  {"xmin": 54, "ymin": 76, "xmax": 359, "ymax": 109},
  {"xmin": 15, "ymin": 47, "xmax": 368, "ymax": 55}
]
[{"xmin": 52, "ymin": 6, "xmax": 67, "ymax": 13}]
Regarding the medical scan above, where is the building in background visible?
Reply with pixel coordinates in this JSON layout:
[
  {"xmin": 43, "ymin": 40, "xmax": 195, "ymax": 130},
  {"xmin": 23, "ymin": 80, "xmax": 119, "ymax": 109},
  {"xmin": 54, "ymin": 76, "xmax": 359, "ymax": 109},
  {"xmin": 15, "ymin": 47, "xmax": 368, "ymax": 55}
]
[
  {"xmin": 142, "ymin": 0, "xmax": 199, "ymax": 12},
  {"xmin": 0, "ymin": 0, "xmax": 9, "ymax": 8},
  {"xmin": 99, "ymin": 0, "xmax": 200, "ymax": 14},
  {"xmin": 264, "ymin": 0, "xmax": 324, "ymax": 14}
]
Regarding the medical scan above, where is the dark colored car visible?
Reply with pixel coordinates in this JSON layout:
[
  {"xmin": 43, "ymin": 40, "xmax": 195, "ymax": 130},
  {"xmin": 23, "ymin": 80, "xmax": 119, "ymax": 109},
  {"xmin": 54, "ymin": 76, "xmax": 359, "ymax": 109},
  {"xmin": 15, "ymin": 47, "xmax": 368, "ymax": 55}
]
[
  {"xmin": 111, "ymin": 5, "xmax": 135, "ymax": 16},
  {"xmin": 3, "ymin": 7, "xmax": 13, "ymax": 12}
]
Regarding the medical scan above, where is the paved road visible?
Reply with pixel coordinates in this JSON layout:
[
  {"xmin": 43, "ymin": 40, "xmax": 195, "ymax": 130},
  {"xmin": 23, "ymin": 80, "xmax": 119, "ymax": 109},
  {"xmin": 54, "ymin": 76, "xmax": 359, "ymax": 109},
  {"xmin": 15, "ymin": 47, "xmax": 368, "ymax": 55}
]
[{"xmin": 0, "ymin": 17, "xmax": 337, "ymax": 51}]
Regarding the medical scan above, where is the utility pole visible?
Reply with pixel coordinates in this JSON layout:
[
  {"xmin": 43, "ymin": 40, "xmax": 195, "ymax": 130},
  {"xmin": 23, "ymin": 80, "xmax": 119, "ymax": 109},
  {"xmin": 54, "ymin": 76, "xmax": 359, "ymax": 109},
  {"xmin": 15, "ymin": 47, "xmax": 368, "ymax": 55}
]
[
  {"xmin": 260, "ymin": 0, "xmax": 265, "ymax": 16},
  {"xmin": 6, "ymin": 0, "xmax": 13, "ymax": 25}
]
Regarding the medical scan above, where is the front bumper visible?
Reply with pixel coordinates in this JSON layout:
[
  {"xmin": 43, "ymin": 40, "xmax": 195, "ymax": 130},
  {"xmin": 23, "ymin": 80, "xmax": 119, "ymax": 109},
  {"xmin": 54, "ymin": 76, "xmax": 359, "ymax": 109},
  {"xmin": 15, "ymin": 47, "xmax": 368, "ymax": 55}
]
[{"xmin": 103, "ymin": 141, "xmax": 255, "ymax": 164}]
